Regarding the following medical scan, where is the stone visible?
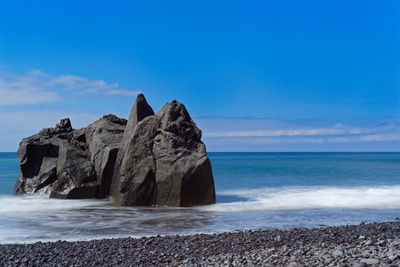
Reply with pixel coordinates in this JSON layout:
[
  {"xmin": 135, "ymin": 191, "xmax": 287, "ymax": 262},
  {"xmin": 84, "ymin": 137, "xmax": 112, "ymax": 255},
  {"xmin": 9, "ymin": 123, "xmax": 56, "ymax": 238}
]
[
  {"xmin": 14, "ymin": 94, "xmax": 215, "ymax": 207},
  {"xmin": 113, "ymin": 99, "xmax": 216, "ymax": 207},
  {"xmin": 153, "ymin": 100, "xmax": 216, "ymax": 207},
  {"xmin": 365, "ymin": 239, "xmax": 373, "ymax": 246},
  {"xmin": 113, "ymin": 116, "xmax": 159, "ymax": 206},
  {"xmin": 360, "ymin": 258, "xmax": 379, "ymax": 265},
  {"xmin": 13, "ymin": 119, "xmax": 71, "ymax": 195},
  {"xmin": 14, "ymin": 116, "xmax": 127, "ymax": 199},
  {"xmin": 383, "ymin": 258, "xmax": 393, "ymax": 264},
  {"xmin": 85, "ymin": 115, "xmax": 126, "ymax": 198},
  {"xmin": 110, "ymin": 94, "xmax": 154, "ymax": 200},
  {"xmin": 50, "ymin": 141, "xmax": 97, "ymax": 199},
  {"xmin": 389, "ymin": 255, "xmax": 399, "ymax": 261},
  {"xmin": 332, "ymin": 249, "xmax": 344, "ymax": 258}
]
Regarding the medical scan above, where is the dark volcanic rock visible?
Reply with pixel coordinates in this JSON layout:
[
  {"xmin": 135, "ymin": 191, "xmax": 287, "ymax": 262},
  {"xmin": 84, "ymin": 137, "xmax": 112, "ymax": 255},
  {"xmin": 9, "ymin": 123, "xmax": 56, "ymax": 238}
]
[
  {"xmin": 154, "ymin": 100, "xmax": 215, "ymax": 207},
  {"xmin": 14, "ymin": 119, "xmax": 71, "ymax": 195},
  {"xmin": 114, "ymin": 115, "xmax": 159, "ymax": 206},
  {"xmin": 113, "ymin": 99, "xmax": 216, "ymax": 207},
  {"xmin": 14, "ymin": 116, "xmax": 127, "ymax": 199},
  {"xmin": 110, "ymin": 94, "xmax": 154, "ymax": 201},
  {"xmin": 85, "ymin": 115, "xmax": 126, "ymax": 198},
  {"xmin": 51, "ymin": 141, "xmax": 97, "ymax": 199},
  {"xmin": 14, "ymin": 94, "xmax": 215, "ymax": 207}
]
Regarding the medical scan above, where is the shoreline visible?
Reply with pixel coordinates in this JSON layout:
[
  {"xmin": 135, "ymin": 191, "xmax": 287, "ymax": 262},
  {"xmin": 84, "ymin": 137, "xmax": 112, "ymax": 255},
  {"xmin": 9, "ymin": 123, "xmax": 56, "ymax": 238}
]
[{"xmin": 1, "ymin": 221, "xmax": 400, "ymax": 266}]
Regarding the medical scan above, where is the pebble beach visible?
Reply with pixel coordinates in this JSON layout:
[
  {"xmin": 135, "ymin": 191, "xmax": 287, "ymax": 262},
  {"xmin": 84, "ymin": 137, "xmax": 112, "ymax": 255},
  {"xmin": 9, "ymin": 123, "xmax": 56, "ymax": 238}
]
[{"xmin": 1, "ymin": 221, "xmax": 400, "ymax": 266}]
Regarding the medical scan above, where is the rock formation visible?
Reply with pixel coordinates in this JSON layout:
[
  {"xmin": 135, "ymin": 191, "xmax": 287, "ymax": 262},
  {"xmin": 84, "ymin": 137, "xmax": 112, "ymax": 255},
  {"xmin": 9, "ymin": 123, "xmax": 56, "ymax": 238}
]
[
  {"xmin": 14, "ymin": 94, "xmax": 216, "ymax": 207},
  {"xmin": 110, "ymin": 94, "xmax": 154, "ymax": 201},
  {"xmin": 14, "ymin": 115, "xmax": 126, "ymax": 199},
  {"xmin": 112, "ymin": 99, "xmax": 216, "ymax": 206}
]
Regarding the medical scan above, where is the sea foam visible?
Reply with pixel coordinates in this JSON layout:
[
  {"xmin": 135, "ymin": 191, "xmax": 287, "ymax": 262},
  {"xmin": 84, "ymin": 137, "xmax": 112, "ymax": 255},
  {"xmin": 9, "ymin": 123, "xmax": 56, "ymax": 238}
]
[
  {"xmin": 0, "ymin": 195, "xmax": 105, "ymax": 213},
  {"xmin": 204, "ymin": 185, "xmax": 400, "ymax": 212}
]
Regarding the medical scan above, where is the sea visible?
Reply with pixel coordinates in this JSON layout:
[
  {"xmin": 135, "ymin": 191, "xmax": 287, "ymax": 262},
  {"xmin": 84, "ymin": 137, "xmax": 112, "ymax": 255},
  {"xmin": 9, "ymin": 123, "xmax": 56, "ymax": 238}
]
[{"xmin": 1, "ymin": 152, "xmax": 400, "ymax": 244}]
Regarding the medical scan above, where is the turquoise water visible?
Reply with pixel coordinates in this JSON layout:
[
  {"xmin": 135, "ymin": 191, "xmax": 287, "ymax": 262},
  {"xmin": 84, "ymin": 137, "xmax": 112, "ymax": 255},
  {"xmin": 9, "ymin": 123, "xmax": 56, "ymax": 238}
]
[
  {"xmin": 0, "ymin": 153, "xmax": 19, "ymax": 195},
  {"xmin": 1, "ymin": 152, "xmax": 400, "ymax": 243},
  {"xmin": 213, "ymin": 152, "xmax": 400, "ymax": 190}
]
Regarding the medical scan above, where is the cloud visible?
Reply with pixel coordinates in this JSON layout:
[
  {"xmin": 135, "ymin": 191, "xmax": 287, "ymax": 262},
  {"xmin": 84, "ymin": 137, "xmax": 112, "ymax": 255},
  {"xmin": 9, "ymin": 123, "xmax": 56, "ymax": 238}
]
[
  {"xmin": 0, "ymin": 111, "xmax": 102, "ymax": 132},
  {"xmin": 103, "ymin": 89, "xmax": 141, "ymax": 96},
  {"xmin": 205, "ymin": 128, "xmax": 351, "ymax": 137},
  {"xmin": 246, "ymin": 133, "xmax": 400, "ymax": 144},
  {"xmin": 199, "ymin": 117, "xmax": 400, "ymax": 147},
  {"xmin": 0, "ymin": 86, "xmax": 60, "ymax": 105},
  {"xmin": 0, "ymin": 111, "xmax": 108, "ymax": 151},
  {"xmin": 0, "ymin": 70, "xmax": 141, "ymax": 105},
  {"xmin": 203, "ymin": 120, "xmax": 400, "ymax": 138}
]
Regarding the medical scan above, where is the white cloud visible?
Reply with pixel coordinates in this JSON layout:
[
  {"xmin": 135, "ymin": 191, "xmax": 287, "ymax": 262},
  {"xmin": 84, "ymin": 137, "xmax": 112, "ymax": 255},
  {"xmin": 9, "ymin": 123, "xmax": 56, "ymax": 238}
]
[
  {"xmin": 246, "ymin": 134, "xmax": 400, "ymax": 144},
  {"xmin": 0, "ymin": 111, "xmax": 102, "ymax": 132},
  {"xmin": 200, "ymin": 117, "xmax": 400, "ymax": 146},
  {"xmin": 0, "ymin": 86, "xmax": 60, "ymax": 105},
  {"xmin": 0, "ymin": 70, "xmax": 141, "ymax": 105},
  {"xmin": 0, "ymin": 111, "xmax": 114, "ymax": 151},
  {"xmin": 204, "ymin": 123, "xmax": 398, "ymax": 138},
  {"xmin": 104, "ymin": 89, "xmax": 141, "ymax": 96}
]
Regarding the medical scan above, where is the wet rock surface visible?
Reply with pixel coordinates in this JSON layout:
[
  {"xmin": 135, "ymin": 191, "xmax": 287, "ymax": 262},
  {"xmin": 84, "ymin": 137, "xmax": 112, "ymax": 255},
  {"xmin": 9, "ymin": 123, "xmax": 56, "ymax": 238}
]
[{"xmin": 1, "ymin": 221, "xmax": 400, "ymax": 266}]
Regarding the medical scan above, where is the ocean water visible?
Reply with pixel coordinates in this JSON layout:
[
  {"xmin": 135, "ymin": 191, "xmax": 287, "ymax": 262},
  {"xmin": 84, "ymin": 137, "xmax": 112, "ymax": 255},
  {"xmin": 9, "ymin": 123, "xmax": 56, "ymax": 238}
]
[{"xmin": 1, "ymin": 152, "xmax": 400, "ymax": 244}]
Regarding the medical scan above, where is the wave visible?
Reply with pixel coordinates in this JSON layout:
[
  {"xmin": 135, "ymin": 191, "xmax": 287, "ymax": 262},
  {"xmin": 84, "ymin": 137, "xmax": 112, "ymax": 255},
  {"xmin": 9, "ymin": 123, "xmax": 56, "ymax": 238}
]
[
  {"xmin": 0, "ymin": 195, "xmax": 108, "ymax": 213},
  {"xmin": 203, "ymin": 185, "xmax": 400, "ymax": 212},
  {"xmin": 2, "ymin": 185, "xmax": 400, "ymax": 215},
  {"xmin": 1, "ymin": 186, "xmax": 400, "ymax": 243}
]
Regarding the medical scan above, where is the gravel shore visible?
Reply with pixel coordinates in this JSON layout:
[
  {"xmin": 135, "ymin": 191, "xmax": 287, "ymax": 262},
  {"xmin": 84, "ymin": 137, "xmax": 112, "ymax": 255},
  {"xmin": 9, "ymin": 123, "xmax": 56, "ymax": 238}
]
[{"xmin": 1, "ymin": 221, "xmax": 400, "ymax": 266}]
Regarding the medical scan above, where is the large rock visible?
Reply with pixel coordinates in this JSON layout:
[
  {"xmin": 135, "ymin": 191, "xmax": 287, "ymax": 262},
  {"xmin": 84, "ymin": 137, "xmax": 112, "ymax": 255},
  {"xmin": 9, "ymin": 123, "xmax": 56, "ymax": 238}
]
[
  {"xmin": 153, "ymin": 101, "xmax": 215, "ymax": 206},
  {"xmin": 14, "ymin": 94, "xmax": 216, "ymax": 207},
  {"xmin": 14, "ymin": 115, "xmax": 127, "ymax": 199},
  {"xmin": 110, "ymin": 94, "xmax": 154, "ymax": 201},
  {"xmin": 85, "ymin": 114, "xmax": 127, "ymax": 198},
  {"xmin": 113, "ymin": 100, "xmax": 216, "ymax": 207},
  {"xmin": 13, "ymin": 118, "xmax": 73, "ymax": 195},
  {"xmin": 50, "ymin": 140, "xmax": 97, "ymax": 199},
  {"xmin": 114, "ymin": 116, "xmax": 159, "ymax": 206}
]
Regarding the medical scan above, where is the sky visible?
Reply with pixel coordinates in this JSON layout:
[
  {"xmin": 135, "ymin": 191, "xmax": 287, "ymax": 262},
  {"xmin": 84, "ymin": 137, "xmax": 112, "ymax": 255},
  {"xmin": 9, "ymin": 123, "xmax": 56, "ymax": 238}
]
[{"xmin": 0, "ymin": 0, "xmax": 399, "ymax": 151}]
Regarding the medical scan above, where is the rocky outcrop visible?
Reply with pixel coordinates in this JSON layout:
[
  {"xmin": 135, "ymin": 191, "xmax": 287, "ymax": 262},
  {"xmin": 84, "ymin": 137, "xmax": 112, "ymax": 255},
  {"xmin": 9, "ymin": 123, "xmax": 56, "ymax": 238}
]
[
  {"xmin": 85, "ymin": 115, "xmax": 126, "ymax": 198},
  {"xmin": 14, "ymin": 116, "xmax": 126, "ymax": 199},
  {"xmin": 110, "ymin": 94, "xmax": 154, "ymax": 200},
  {"xmin": 112, "ymin": 99, "xmax": 216, "ymax": 207},
  {"xmin": 14, "ymin": 94, "xmax": 216, "ymax": 207}
]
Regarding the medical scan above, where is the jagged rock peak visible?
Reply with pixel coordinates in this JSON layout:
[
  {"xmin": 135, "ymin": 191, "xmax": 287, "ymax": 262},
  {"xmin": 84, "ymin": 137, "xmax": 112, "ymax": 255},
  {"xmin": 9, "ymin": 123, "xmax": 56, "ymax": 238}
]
[
  {"xmin": 129, "ymin": 93, "xmax": 155, "ymax": 125},
  {"xmin": 102, "ymin": 114, "xmax": 127, "ymax": 126},
  {"xmin": 110, "ymin": 93, "xmax": 155, "ymax": 200},
  {"xmin": 39, "ymin": 118, "xmax": 73, "ymax": 137},
  {"xmin": 56, "ymin": 118, "xmax": 72, "ymax": 130}
]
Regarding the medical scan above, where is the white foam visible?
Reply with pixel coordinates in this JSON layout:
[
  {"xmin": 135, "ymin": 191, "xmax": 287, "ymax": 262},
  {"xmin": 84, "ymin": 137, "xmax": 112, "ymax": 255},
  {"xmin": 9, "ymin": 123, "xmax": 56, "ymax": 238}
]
[
  {"xmin": 1, "ymin": 186, "xmax": 400, "ymax": 244},
  {"xmin": 202, "ymin": 185, "xmax": 400, "ymax": 212},
  {"xmin": 0, "ymin": 195, "xmax": 107, "ymax": 213}
]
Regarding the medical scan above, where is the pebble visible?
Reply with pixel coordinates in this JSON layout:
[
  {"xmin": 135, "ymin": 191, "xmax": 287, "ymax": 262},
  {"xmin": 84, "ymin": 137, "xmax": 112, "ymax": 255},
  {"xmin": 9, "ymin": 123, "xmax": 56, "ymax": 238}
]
[
  {"xmin": 1, "ymin": 221, "xmax": 400, "ymax": 266},
  {"xmin": 332, "ymin": 248, "xmax": 344, "ymax": 258},
  {"xmin": 360, "ymin": 258, "xmax": 380, "ymax": 265}
]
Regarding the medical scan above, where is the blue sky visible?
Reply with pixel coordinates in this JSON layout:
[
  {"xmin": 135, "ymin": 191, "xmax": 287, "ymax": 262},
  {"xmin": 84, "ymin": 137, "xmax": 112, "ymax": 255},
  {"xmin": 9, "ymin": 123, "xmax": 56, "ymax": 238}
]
[{"xmin": 0, "ymin": 0, "xmax": 399, "ymax": 151}]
